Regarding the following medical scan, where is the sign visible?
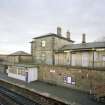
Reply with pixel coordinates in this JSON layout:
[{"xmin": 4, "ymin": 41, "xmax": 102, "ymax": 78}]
[
  {"xmin": 64, "ymin": 76, "xmax": 76, "ymax": 85},
  {"xmin": 72, "ymin": 81, "xmax": 76, "ymax": 85},
  {"xmin": 67, "ymin": 77, "xmax": 72, "ymax": 84},
  {"xmin": 50, "ymin": 69, "xmax": 55, "ymax": 73}
]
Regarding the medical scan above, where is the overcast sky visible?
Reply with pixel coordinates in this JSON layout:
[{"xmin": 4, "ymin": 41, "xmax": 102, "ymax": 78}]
[{"xmin": 0, "ymin": 0, "xmax": 105, "ymax": 54}]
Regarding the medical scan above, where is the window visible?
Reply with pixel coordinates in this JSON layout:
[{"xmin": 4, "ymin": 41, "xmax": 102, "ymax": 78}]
[
  {"xmin": 94, "ymin": 52, "xmax": 98, "ymax": 61},
  {"xmin": 41, "ymin": 40, "xmax": 46, "ymax": 47},
  {"xmin": 42, "ymin": 53, "xmax": 46, "ymax": 61},
  {"xmin": 18, "ymin": 69, "xmax": 22, "ymax": 75},
  {"xmin": 17, "ymin": 67, "xmax": 26, "ymax": 76},
  {"xmin": 8, "ymin": 66, "xmax": 17, "ymax": 74},
  {"xmin": 103, "ymin": 56, "xmax": 105, "ymax": 61}
]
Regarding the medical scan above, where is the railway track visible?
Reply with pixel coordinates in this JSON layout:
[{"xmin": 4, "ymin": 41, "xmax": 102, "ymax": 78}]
[
  {"xmin": 0, "ymin": 86, "xmax": 41, "ymax": 105},
  {"xmin": 0, "ymin": 92, "xmax": 19, "ymax": 105}
]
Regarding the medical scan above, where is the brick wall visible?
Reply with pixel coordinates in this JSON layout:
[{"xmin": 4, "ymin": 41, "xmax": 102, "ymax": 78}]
[{"xmin": 38, "ymin": 65, "xmax": 105, "ymax": 92}]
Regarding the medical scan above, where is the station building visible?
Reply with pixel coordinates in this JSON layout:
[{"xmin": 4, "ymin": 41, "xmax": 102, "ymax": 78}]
[
  {"xmin": 31, "ymin": 27, "xmax": 74, "ymax": 65},
  {"xmin": 2, "ymin": 27, "xmax": 105, "ymax": 90},
  {"xmin": 31, "ymin": 27, "xmax": 105, "ymax": 69},
  {"xmin": 7, "ymin": 51, "xmax": 32, "ymax": 64}
]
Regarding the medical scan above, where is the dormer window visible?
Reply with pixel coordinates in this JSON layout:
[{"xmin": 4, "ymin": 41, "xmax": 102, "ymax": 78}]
[{"xmin": 41, "ymin": 40, "xmax": 46, "ymax": 47}]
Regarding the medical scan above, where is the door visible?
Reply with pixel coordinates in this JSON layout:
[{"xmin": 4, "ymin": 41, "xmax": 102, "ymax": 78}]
[
  {"xmin": 25, "ymin": 72, "xmax": 28, "ymax": 82},
  {"xmin": 82, "ymin": 52, "xmax": 89, "ymax": 67},
  {"xmin": 72, "ymin": 54, "xmax": 76, "ymax": 66}
]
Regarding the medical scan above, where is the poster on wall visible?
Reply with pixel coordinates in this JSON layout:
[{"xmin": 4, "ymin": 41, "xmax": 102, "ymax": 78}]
[
  {"xmin": 50, "ymin": 69, "xmax": 55, "ymax": 73},
  {"xmin": 64, "ymin": 76, "xmax": 75, "ymax": 85},
  {"xmin": 67, "ymin": 77, "xmax": 72, "ymax": 84},
  {"xmin": 64, "ymin": 76, "xmax": 67, "ymax": 83}
]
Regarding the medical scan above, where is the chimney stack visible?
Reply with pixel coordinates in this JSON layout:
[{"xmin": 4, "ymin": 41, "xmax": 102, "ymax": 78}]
[
  {"xmin": 66, "ymin": 30, "xmax": 70, "ymax": 40},
  {"xmin": 57, "ymin": 27, "xmax": 61, "ymax": 36},
  {"xmin": 82, "ymin": 33, "xmax": 86, "ymax": 43}
]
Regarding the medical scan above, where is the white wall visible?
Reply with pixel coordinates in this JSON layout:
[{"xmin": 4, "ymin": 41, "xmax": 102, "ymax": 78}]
[
  {"xmin": 7, "ymin": 67, "xmax": 38, "ymax": 83},
  {"xmin": 28, "ymin": 68, "xmax": 38, "ymax": 82},
  {"xmin": 8, "ymin": 73, "xmax": 26, "ymax": 81}
]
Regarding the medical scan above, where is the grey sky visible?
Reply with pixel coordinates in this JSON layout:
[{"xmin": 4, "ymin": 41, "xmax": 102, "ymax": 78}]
[{"xmin": 0, "ymin": 0, "xmax": 105, "ymax": 54}]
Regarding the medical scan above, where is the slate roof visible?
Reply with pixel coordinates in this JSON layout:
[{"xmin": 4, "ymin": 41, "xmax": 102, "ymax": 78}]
[
  {"xmin": 9, "ymin": 51, "xmax": 31, "ymax": 56},
  {"xmin": 32, "ymin": 33, "xmax": 74, "ymax": 42},
  {"xmin": 59, "ymin": 42, "xmax": 105, "ymax": 51}
]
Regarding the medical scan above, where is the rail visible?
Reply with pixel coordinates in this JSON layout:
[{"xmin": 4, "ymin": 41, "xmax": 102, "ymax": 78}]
[{"xmin": 0, "ymin": 86, "xmax": 40, "ymax": 105}]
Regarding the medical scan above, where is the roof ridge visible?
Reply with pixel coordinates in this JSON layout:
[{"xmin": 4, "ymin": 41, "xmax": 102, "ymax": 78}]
[
  {"xmin": 33, "ymin": 33, "xmax": 74, "ymax": 42},
  {"xmin": 9, "ymin": 51, "xmax": 31, "ymax": 55}
]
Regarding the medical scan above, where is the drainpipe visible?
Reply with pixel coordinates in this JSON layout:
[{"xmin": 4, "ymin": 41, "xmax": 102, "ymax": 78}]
[
  {"xmin": 92, "ymin": 48, "xmax": 94, "ymax": 69},
  {"xmin": 52, "ymin": 36, "xmax": 55, "ymax": 65},
  {"xmin": 90, "ymin": 48, "xmax": 95, "ymax": 94},
  {"xmin": 70, "ymin": 51, "xmax": 72, "ymax": 66}
]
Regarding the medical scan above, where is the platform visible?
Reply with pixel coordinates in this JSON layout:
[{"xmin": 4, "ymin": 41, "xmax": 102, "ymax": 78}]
[{"xmin": 0, "ymin": 73, "xmax": 104, "ymax": 105}]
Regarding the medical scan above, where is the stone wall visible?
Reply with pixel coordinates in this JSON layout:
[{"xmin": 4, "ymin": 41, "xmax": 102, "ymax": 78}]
[
  {"xmin": 7, "ymin": 55, "xmax": 32, "ymax": 64},
  {"xmin": 31, "ymin": 35, "xmax": 72, "ymax": 65},
  {"xmin": 0, "ymin": 65, "xmax": 7, "ymax": 73},
  {"xmin": 31, "ymin": 36, "xmax": 53, "ymax": 64},
  {"xmin": 54, "ymin": 37, "xmax": 72, "ymax": 50},
  {"xmin": 20, "ymin": 56, "xmax": 32, "ymax": 63},
  {"xmin": 7, "ymin": 56, "xmax": 19, "ymax": 63},
  {"xmin": 0, "ymin": 55, "xmax": 8, "ymax": 62},
  {"xmin": 55, "ymin": 52, "xmax": 70, "ymax": 65},
  {"xmin": 55, "ymin": 50, "xmax": 105, "ymax": 68},
  {"xmin": 38, "ymin": 65, "xmax": 105, "ymax": 92}
]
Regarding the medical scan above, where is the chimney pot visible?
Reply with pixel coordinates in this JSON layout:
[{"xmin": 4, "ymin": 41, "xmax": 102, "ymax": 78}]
[
  {"xmin": 66, "ymin": 31, "xmax": 70, "ymax": 40},
  {"xmin": 82, "ymin": 33, "xmax": 86, "ymax": 43},
  {"xmin": 57, "ymin": 27, "xmax": 61, "ymax": 36}
]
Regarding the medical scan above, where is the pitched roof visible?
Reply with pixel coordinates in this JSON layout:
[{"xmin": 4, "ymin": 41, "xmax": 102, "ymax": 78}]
[
  {"xmin": 9, "ymin": 51, "xmax": 31, "ymax": 56},
  {"xmin": 59, "ymin": 42, "xmax": 105, "ymax": 51},
  {"xmin": 32, "ymin": 33, "xmax": 74, "ymax": 42}
]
